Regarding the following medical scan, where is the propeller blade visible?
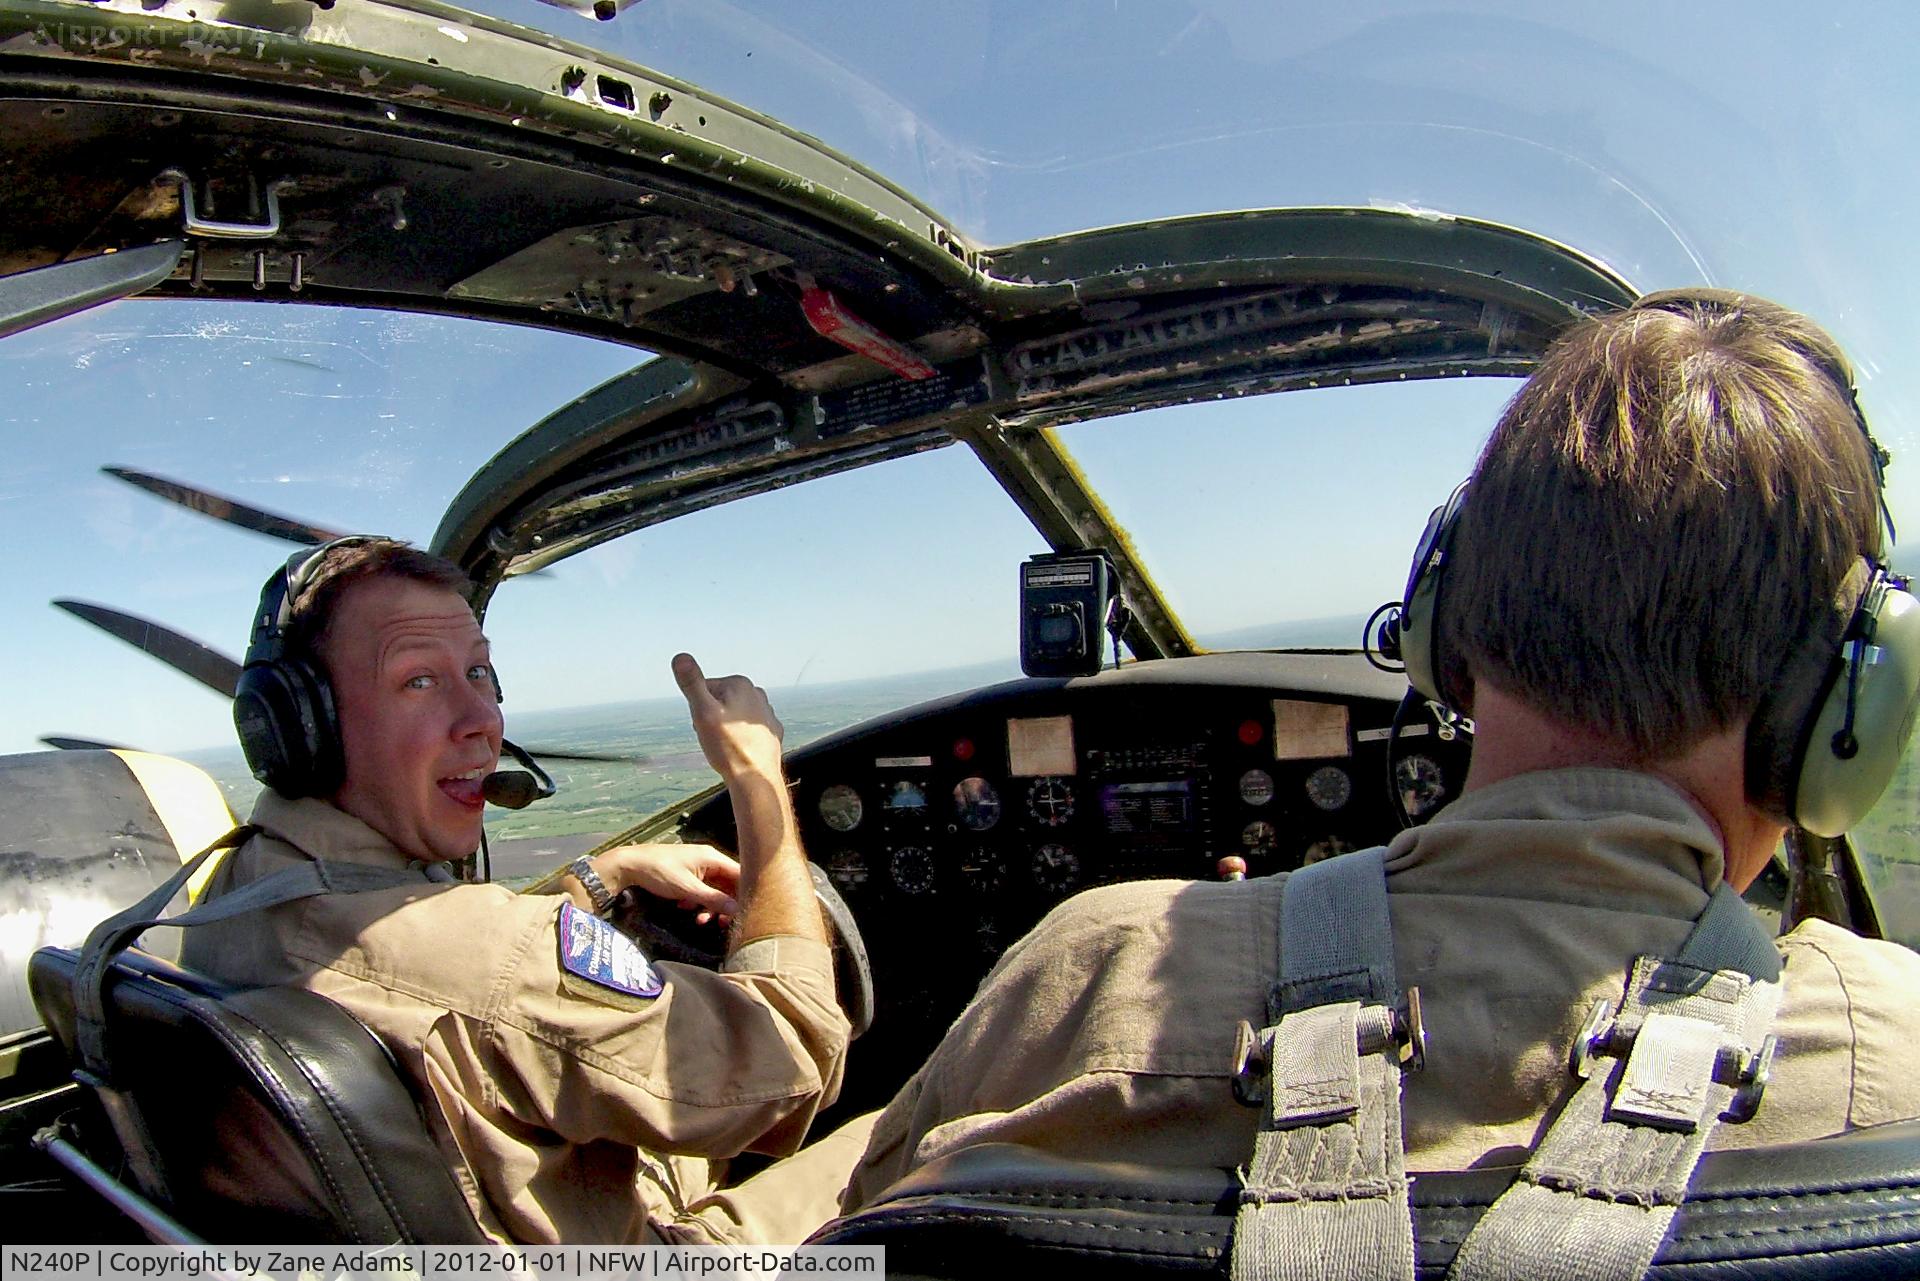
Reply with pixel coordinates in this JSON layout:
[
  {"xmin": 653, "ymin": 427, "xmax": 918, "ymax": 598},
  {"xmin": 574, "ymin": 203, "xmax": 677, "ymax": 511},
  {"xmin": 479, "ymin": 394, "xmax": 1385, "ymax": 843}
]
[
  {"xmin": 103, "ymin": 464, "xmax": 553, "ymax": 578},
  {"xmin": 103, "ymin": 465, "xmax": 350, "ymax": 547},
  {"xmin": 40, "ymin": 735, "xmax": 128, "ymax": 751},
  {"xmin": 52, "ymin": 599, "xmax": 243, "ymax": 698},
  {"xmin": 48, "ymin": 602, "xmax": 640, "ymax": 764},
  {"xmin": 522, "ymin": 746, "xmax": 651, "ymax": 764}
]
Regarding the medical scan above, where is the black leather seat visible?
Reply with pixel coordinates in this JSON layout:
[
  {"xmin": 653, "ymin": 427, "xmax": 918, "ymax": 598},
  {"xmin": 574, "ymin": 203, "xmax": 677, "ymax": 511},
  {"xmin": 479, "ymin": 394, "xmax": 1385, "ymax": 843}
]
[
  {"xmin": 815, "ymin": 1131, "xmax": 1920, "ymax": 1279},
  {"xmin": 28, "ymin": 944, "xmax": 486, "ymax": 1243}
]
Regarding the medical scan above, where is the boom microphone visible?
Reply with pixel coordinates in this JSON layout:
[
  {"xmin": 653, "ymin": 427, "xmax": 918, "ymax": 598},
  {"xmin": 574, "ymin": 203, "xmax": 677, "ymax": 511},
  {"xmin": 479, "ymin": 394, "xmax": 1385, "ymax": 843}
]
[{"xmin": 483, "ymin": 740, "xmax": 557, "ymax": 809}]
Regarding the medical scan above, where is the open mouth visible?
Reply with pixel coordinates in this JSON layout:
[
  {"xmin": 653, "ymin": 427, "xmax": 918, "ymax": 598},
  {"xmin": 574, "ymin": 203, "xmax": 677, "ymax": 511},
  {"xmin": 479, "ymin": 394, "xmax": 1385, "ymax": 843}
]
[{"xmin": 438, "ymin": 767, "xmax": 489, "ymax": 808}]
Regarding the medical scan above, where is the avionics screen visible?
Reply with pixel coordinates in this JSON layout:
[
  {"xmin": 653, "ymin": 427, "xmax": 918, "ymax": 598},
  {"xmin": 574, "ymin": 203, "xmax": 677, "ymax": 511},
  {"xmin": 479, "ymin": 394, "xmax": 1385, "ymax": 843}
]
[{"xmin": 1100, "ymin": 780, "xmax": 1193, "ymax": 835}]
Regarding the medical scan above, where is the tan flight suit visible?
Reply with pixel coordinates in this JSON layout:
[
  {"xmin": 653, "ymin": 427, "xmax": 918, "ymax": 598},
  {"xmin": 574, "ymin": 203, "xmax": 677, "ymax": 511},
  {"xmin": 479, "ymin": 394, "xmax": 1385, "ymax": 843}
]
[
  {"xmin": 179, "ymin": 790, "xmax": 867, "ymax": 1244},
  {"xmin": 845, "ymin": 767, "xmax": 1920, "ymax": 1208}
]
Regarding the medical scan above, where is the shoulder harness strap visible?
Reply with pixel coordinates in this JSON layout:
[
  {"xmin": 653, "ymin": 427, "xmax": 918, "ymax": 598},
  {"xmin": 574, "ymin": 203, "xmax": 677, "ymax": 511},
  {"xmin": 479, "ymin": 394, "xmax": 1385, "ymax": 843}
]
[
  {"xmin": 1446, "ymin": 883, "xmax": 1783, "ymax": 1281},
  {"xmin": 1230, "ymin": 846, "xmax": 1421, "ymax": 1281},
  {"xmin": 65, "ymin": 825, "xmax": 455, "ymax": 1203}
]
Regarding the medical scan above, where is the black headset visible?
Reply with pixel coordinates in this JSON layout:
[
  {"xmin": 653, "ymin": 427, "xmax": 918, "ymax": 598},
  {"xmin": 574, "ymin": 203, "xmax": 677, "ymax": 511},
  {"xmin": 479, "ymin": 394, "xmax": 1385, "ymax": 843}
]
[
  {"xmin": 233, "ymin": 537, "xmax": 375, "ymax": 796},
  {"xmin": 1376, "ymin": 297, "xmax": 1920, "ymax": 837}
]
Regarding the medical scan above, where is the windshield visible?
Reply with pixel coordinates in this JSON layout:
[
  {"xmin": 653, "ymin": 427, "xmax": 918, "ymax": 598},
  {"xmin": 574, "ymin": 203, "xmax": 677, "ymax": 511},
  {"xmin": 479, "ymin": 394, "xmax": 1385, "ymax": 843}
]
[{"xmin": 1052, "ymin": 379, "xmax": 1518, "ymax": 646}]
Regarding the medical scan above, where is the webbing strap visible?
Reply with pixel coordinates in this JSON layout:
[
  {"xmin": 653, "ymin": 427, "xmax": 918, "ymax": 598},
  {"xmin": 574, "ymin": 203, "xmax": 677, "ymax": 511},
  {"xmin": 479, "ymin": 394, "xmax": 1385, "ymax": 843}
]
[
  {"xmin": 67, "ymin": 825, "xmax": 455, "ymax": 1200},
  {"xmin": 1447, "ymin": 883, "xmax": 1782, "ymax": 1281},
  {"xmin": 1232, "ymin": 848, "xmax": 1414, "ymax": 1281}
]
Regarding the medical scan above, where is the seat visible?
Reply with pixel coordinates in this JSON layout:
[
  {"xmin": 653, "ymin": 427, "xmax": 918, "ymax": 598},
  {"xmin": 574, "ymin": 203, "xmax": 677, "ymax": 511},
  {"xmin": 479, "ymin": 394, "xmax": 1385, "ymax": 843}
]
[
  {"xmin": 28, "ymin": 943, "xmax": 487, "ymax": 1244},
  {"xmin": 815, "ymin": 1132, "xmax": 1920, "ymax": 1279}
]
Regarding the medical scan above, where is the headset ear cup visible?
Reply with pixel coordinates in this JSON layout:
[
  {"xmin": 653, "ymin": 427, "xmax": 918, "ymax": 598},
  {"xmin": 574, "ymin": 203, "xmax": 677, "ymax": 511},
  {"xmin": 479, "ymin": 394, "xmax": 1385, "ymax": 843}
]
[
  {"xmin": 1789, "ymin": 578, "xmax": 1920, "ymax": 836},
  {"xmin": 1400, "ymin": 484, "xmax": 1468, "ymax": 707},
  {"xmin": 233, "ymin": 655, "xmax": 343, "ymax": 798},
  {"xmin": 1744, "ymin": 630, "xmax": 1843, "ymax": 824},
  {"xmin": 286, "ymin": 653, "xmax": 345, "ymax": 795}
]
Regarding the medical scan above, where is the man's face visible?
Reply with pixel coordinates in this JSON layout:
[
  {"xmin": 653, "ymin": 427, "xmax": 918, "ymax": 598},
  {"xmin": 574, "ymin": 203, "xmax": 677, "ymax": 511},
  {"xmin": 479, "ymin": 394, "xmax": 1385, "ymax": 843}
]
[{"xmin": 320, "ymin": 576, "xmax": 503, "ymax": 862}]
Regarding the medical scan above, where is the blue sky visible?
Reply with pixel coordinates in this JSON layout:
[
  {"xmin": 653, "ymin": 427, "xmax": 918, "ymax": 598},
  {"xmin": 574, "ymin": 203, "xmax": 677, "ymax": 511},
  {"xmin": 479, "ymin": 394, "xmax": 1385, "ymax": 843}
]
[{"xmin": 3, "ymin": 2, "xmax": 1917, "ymax": 757}]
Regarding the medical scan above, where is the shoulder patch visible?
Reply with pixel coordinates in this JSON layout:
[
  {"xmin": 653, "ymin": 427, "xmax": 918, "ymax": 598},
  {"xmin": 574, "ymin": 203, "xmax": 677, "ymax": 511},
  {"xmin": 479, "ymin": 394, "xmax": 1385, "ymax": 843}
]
[{"xmin": 558, "ymin": 900, "xmax": 664, "ymax": 1001}]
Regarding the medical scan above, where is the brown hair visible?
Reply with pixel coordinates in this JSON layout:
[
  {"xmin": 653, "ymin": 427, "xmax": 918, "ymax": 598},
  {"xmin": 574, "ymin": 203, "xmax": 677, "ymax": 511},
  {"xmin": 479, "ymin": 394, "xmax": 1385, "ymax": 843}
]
[
  {"xmin": 1440, "ymin": 289, "xmax": 1885, "ymax": 760},
  {"xmin": 283, "ymin": 537, "xmax": 473, "ymax": 664}
]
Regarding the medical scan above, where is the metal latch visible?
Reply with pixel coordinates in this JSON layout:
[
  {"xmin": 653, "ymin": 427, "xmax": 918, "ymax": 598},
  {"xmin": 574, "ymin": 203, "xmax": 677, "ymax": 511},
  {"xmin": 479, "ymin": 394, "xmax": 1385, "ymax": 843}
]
[
  {"xmin": 1569, "ymin": 997, "xmax": 1777, "ymax": 1122},
  {"xmin": 1231, "ymin": 987, "xmax": 1426, "ymax": 1107}
]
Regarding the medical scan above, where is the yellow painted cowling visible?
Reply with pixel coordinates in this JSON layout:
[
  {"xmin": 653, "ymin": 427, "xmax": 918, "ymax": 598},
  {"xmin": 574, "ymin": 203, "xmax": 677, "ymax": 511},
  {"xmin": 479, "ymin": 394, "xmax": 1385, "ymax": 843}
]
[{"xmin": 0, "ymin": 749, "xmax": 234, "ymax": 1046}]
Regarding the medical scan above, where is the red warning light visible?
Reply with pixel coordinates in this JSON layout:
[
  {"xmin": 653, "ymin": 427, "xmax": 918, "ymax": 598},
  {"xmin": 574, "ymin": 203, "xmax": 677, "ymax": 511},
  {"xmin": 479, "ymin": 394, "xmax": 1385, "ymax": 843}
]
[
  {"xmin": 1237, "ymin": 719, "xmax": 1264, "ymax": 747},
  {"xmin": 953, "ymin": 737, "xmax": 976, "ymax": 762}
]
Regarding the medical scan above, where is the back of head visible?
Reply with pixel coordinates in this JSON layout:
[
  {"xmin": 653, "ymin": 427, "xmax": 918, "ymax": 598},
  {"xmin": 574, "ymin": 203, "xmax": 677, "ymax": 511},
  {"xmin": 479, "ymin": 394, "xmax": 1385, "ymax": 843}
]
[
  {"xmin": 1439, "ymin": 290, "xmax": 1886, "ymax": 807},
  {"xmin": 234, "ymin": 536, "xmax": 472, "ymax": 797}
]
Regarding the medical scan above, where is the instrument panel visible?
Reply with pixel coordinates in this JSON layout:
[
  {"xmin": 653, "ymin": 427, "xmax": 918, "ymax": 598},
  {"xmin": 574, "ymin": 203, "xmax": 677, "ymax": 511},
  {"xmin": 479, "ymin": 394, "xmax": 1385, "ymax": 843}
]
[{"xmin": 676, "ymin": 652, "xmax": 1472, "ymax": 1116}]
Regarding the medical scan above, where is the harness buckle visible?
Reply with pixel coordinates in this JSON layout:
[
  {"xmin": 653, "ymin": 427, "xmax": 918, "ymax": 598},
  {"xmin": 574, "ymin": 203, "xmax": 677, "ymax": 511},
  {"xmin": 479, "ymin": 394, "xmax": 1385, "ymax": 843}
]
[
  {"xmin": 1723, "ymin": 1033, "xmax": 1777, "ymax": 1123},
  {"xmin": 1231, "ymin": 1019, "xmax": 1269, "ymax": 1107}
]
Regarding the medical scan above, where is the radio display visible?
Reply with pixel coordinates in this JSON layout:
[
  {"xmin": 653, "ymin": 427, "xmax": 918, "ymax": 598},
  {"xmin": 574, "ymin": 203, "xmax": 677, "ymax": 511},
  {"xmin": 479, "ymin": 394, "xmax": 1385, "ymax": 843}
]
[{"xmin": 1099, "ymin": 780, "xmax": 1194, "ymax": 835}]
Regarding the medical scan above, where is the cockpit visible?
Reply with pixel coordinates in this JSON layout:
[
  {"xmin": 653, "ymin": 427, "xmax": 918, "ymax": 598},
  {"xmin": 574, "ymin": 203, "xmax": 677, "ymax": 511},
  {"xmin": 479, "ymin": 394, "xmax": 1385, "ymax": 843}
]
[{"xmin": 3, "ymin": 0, "xmax": 1919, "ymax": 1266}]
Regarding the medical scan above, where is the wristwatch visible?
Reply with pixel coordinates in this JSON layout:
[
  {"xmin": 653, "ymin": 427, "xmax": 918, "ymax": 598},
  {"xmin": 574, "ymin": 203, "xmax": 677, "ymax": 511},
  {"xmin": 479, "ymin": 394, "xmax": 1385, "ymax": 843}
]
[{"xmin": 568, "ymin": 854, "xmax": 615, "ymax": 915}]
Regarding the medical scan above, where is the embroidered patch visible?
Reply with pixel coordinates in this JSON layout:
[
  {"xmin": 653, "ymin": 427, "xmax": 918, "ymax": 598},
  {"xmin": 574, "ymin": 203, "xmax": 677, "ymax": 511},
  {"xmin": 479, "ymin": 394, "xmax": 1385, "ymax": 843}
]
[{"xmin": 558, "ymin": 901, "xmax": 664, "ymax": 1000}]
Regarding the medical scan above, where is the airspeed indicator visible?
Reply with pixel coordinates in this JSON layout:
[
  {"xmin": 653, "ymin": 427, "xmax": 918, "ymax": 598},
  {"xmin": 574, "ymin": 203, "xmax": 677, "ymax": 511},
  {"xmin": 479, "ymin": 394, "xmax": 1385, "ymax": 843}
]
[
  {"xmin": 1395, "ymin": 754, "xmax": 1447, "ymax": 818},
  {"xmin": 818, "ymin": 784, "xmax": 863, "ymax": 832}
]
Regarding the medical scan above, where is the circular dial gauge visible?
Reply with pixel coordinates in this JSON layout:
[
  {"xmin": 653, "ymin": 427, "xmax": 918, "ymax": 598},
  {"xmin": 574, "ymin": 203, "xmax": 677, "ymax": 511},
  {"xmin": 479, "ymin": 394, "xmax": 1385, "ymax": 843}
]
[
  {"xmin": 958, "ymin": 847, "xmax": 1007, "ymax": 894},
  {"xmin": 1027, "ymin": 776, "xmax": 1076, "ymax": 827},
  {"xmin": 1031, "ymin": 842, "xmax": 1080, "ymax": 892},
  {"xmin": 1395, "ymin": 753, "xmax": 1448, "ymax": 818},
  {"xmin": 823, "ymin": 848, "xmax": 868, "ymax": 893},
  {"xmin": 953, "ymin": 777, "xmax": 1003, "ymax": 831},
  {"xmin": 1305, "ymin": 834, "xmax": 1355, "ymax": 865},
  {"xmin": 817, "ymin": 783, "xmax": 864, "ymax": 833},
  {"xmin": 1241, "ymin": 819, "xmax": 1277, "ymax": 855},
  {"xmin": 1305, "ymin": 765, "xmax": 1353, "ymax": 812},
  {"xmin": 1239, "ymin": 768, "xmax": 1275, "ymax": 807},
  {"xmin": 889, "ymin": 845, "xmax": 935, "ymax": 895}
]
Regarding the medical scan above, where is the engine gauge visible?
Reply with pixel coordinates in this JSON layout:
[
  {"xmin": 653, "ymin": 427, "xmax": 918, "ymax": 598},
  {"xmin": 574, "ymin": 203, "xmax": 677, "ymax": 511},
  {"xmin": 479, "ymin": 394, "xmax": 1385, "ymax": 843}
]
[
  {"xmin": 1395, "ymin": 753, "xmax": 1448, "ymax": 818},
  {"xmin": 1304, "ymin": 765, "xmax": 1352, "ymax": 812},
  {"xmin": 822, "ymin": 848, "xmax": 869, "ymax": 893},
  {"xmin": 958, "ymin": 847, "xmax": 1007, "ymax": 894},
  {"xmin": 975, "ymin": 916, "xmax": 1005, "ymax": 958},
  {"xmin": 889, "ymin": 845, "xmax": 936, "ymax": 895},
  {"xmin": 817, "ymin": 783, "xmax": 863, "ymax": 833},
  {"xmin": 953, "ymin": 777, "xmax": 1003, "ymax": 831},
  {"xmin": 1241, "ymin": 819, "xmax": 1277, "ymax": 855},
  {"xmin": 1031, "ymin": 842, "xmax": 1080, "ymax": 892},
  {"xmin": 1305, "ymin": 834, "xmax": 1355, "ymax": 865},
  {"xmin": 1238, "ymin": 768, "xmax": 1275, "ymax": 807},
  {"xmin": 1027, "ymin": 776, "xmax": 1076, "ymax": 827}
]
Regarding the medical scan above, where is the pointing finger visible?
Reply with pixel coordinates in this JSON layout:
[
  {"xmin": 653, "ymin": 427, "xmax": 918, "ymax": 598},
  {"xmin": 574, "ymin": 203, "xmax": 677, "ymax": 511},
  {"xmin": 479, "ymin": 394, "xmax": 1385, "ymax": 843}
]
[{"xmin": 672, "ymin": 653, "xmax": 715, "ymax": 708}]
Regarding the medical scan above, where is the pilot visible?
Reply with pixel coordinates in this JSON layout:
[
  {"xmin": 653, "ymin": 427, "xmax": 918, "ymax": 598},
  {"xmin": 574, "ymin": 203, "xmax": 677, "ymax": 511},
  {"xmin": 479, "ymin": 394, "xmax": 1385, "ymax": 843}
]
[
  {"xmin": 180, "ymin": 536, "xmax": 870, "ymax": 1244},
  {"xmin": 840, "ymin": 291, "xmax": 1920, "ymax": 1217}
]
